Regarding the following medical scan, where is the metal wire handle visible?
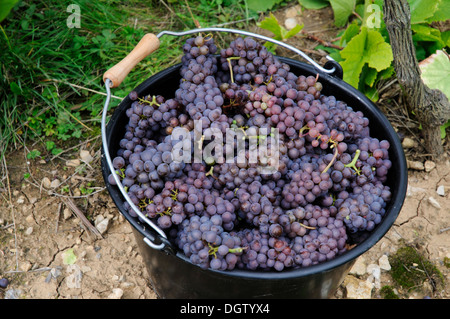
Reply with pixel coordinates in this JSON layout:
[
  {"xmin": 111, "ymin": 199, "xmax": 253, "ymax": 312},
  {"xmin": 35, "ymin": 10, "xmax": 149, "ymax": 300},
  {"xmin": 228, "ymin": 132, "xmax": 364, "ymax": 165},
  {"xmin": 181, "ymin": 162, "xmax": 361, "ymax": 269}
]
[{"xmin": 102, "ymin": 27, "xmax": 341, "ymax": 251}]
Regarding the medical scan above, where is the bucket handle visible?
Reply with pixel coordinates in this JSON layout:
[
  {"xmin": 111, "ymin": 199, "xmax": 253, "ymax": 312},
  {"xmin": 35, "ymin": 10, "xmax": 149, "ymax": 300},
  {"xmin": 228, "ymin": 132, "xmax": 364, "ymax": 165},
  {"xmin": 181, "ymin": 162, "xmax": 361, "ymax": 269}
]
[{"xmin": 102, "ymin": 27, "xmax": 343, "ymax": 252}]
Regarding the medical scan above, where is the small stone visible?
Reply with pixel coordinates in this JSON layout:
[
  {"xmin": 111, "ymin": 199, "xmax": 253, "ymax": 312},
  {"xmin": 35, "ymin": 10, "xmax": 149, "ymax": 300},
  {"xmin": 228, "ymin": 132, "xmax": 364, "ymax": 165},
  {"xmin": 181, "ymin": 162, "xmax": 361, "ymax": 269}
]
[
  {"xmin": 25, "ymin": 227, "xmax": 33, "ymax": 235},
  {"xmin": 285, "ymin": 5, "xmax": 301, "ymax": 18},
  {"xmin": 407, "ymin": 184, "xmax": 427, "ymax": 197},
  {"xmin": 108, "ymin": 288, "xmax": 123, "ymax": 299},
  {"xmin": 50, "ymin": 179, "xmax": 60, "ymax": 188},
  {"xmin": 428, "ymin": 196, "xmax": 441, "ymax": 209},
  {"xmin": 343, "ymin": 276, "xmax": 373, "ymax": 299},
  {"xmin": 66, "ymin": 264, "xmax": 82, "ymax": 289},
  {"xmin": 378, "ymin": 255, "xmax": 391, "ymax": 271},
  {"xmin": 42, "ymin": 177, "xmax": 52, "ymax": 189},
  {"xmin": 436, "ymin": 185, "xmax": 445, "ymax": 196},
  {"xmin": 402, "ymin": 137, "xmax": 416, "ymax": 148},
  {"xmin": 80, "ymin": 150, "xmax": 94, "ymax": 164},
  {"xmin": 366, "ymin": 264, "xmax": 381, "ymax": 288},
  {"xmin": 407, "ymin": 160, "xmax": 424, "ymax": 171},
  {"xmin": 66, "ymin": 159, "xmax": 81, "ymax": 167},
  {"xmin": 95, "ymin": 216, "xmax": 109, "ymax": 235},
  {"xmin": 20, "ymin": 261, "xmax": 32, "ymax": 272},
  {"xmin": 25, "ymin": 214, "xmax": 35, "ymax": 224},
  {"xmin": 349, "ymin": 256, "xmax": 366, "ymax": 276},
  {"xmin": 63, "ymin": 208, "xmax": 72, "ymax": 220},
  {"xmin": 17, "ymin": 196, "xmax": 25, "ymax": 204},
  {"xmin": 424, "ymin": 160, "xmax": 436, "ymax": 172},
  {"xmin": 284, "ymin": 17, "xmax": 299, "ymax": 30}
]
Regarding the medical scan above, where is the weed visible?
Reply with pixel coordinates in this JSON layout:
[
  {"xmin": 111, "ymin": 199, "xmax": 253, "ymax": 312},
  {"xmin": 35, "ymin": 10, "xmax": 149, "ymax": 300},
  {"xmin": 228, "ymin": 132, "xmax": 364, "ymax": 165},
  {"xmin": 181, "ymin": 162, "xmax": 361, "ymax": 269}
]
[{"xmin": 389, "ymin": 246, "xmax": 445, "ymax": 294}]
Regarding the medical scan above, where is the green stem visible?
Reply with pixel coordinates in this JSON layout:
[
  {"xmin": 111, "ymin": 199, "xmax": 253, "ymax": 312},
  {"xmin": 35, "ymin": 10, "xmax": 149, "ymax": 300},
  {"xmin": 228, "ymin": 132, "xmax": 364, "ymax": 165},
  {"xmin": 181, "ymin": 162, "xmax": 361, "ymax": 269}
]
[{"xmin": 344, "ymin": 149, "xmax": 361, "ymax": 175}]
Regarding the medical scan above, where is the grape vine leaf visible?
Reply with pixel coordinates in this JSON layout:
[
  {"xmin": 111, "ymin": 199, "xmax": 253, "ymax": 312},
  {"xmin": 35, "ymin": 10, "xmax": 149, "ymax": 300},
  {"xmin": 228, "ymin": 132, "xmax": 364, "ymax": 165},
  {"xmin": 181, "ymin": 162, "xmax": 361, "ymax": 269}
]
[
  {"xmin": 426, "ymin": 0, "xmax": 450, "ymax": 22},
  {"xmin": 339, "ymin": 27, "xmax": 393, "ymax": 88},
  {"xmin": 247, "ymin": 0, "xmax": 283, "ymax": 12},
  {"xmin": 329, "ymin": 0, "xmax": 356, "ymax": 27},
  {"xmin": 297, "ymin": 0, "xmax": 329, "ymax": 10},
  {"xmin": 407, "ymin": 0, "xmax": 440, "ymax": 24},
  {"xmin": 419, "ymin": 50, "xmax": 450, "ymax": 100}
]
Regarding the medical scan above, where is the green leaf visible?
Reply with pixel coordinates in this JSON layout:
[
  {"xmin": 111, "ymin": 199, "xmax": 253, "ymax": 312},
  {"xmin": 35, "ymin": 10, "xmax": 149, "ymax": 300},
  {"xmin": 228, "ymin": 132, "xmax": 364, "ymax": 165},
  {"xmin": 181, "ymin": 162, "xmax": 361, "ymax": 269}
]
[
  {"xmin": 297, "ymin": 0, "xmax": 330, "ymax": 10},
  {"xmin": 247, "ymin": 0, "xmax": 283, "ymax": 12},
  {"xmin": 45, "ymin": 140, "xmax": 55, "ymax": 151},
  {"xmin": 26, "ymin": 149, "xmax": 41, "ymax": 160},
  {"xmin": 412, "ymin": 24, "xmax": 444, "ymax": 46},
  {"xmin": 340, "ymin": 21, "xmax": 360, "ymax": 46},
  {"xmin": 0, "ymin": 0, "xmax": 19, "ymax": 22},
  {"xmin": 407, "ymin": 0, "xmax": 440, "ymax": 24},
  {"xmin": 62, "ymin": 248, "xmax": 77, "ymax": 265},
  {"xmin": 440, "ymin": 120, "xmax": 450, "ymax": 139},
  {"xmin": 441, "ymin": 31, "xmax": 450, "ymax": 47},
  {"xmin": 257, "ymin": 13, "xmax": 303, "ymax": 41},
  {"xmin": 10, "ymin": 81, "xmax": 22, "ymax": 94},
  {"xmin": 419, "ymin": 50, "xmax": 450, "ymax": 100},
  {"xmin": 257, "ymin": 13, "xmax": 283, "ymax": 39},
  {"xmin": 282, "ymin": 23, "xmax": 304, "ymax": 40},
  {"xmin": 329, "ymin": 0, "xmax": 356, "ymax": 27},
  {"xmin": 340, "ymin": 27, "xmax": 393, "ymax": 88},
  {"xmin": 426, "ymin": 0, "xmax": 450, "ymax": 22}
]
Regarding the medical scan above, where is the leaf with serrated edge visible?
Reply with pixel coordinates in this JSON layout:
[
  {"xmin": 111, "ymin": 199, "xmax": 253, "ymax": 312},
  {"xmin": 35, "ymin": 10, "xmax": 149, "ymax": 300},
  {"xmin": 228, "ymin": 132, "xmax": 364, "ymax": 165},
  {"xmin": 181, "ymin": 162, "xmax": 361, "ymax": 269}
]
[
  {"xmin": 330, "ymin": 0, "xmax": 356, "ymax": 27},
  {"xmin": 340, "ymin": 27, "xmax": 393, "ymax": 88},
  {"xmin": 257, "ymin": 13, "xmax": 283, "ymax": 40}
]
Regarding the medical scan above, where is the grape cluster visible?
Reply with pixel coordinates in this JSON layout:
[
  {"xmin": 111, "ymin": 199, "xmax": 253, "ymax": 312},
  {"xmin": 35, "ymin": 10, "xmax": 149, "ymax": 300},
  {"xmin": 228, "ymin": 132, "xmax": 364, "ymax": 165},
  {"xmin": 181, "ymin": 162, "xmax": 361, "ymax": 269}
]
[{"xmin": 108, "ymin": 35, "xmax": 393, "ymax": 272}]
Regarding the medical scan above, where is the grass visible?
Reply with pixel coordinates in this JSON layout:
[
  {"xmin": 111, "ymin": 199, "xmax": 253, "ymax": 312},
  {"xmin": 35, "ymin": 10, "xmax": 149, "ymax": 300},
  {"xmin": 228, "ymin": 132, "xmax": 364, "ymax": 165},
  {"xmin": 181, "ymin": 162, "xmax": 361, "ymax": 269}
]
[{"xmin": 0, "ymin": 0, "xmax": 257, "ymax": 174}]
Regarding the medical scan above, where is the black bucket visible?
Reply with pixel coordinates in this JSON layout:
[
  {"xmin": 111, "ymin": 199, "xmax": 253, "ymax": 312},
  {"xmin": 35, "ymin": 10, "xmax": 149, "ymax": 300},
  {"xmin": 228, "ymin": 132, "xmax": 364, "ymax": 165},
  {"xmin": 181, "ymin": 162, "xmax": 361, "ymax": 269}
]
[{"xmin": 101, "ymin": 57, "xmax": 408, "ymax": 299}]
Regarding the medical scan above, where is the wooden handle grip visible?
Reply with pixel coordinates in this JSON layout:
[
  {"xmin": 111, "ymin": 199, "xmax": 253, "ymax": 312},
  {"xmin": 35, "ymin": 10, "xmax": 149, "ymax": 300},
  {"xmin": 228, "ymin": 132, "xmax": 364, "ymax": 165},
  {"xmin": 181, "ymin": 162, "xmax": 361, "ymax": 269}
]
[{"xmin": 103, "ymin": 33, "xmax": 160, "ymax": 88}]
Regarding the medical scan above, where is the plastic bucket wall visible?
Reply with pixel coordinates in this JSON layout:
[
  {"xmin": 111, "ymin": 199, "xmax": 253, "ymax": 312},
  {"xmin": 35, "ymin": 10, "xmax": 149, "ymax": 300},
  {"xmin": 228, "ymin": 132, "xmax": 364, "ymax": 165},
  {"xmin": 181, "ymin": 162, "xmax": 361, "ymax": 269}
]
[{"xmin": 101, "ymin": 57, "xmax": 408, "ymax": 299}]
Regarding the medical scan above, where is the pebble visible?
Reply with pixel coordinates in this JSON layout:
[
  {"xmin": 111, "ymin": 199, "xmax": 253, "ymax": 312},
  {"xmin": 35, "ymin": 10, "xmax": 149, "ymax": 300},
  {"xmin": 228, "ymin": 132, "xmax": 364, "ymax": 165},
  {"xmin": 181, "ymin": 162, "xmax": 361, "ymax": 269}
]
[
  {"xmin": 436, "ymin": 185, "xmax": 445, "ymax": 196},
  {"xmin": 407, "ymin": 160, "xmax": 424, "ymax": 171},
  {"xmin": 402, "ymin": 137, "xmax": 416, "ymax": 148},
  {"xmin": 80, "ymin": 150, "xmax": 93, "ymax": 164},
  {"xmin": 366, "ymin": 264, "xmax": 381, "ymax": 288},
  {"xmin": 378, "ymin": 255, "xmax": 391, "ymax": 271},
  {"xmin": 428, "ymin": 196, "xmax": 441, "ymax": 209},
  {"xmin": 66, "ymin": 264, "xmax": 82, "ymax": 289},
  {"xmin": 66, "ymin": 159, "xmax": 81, "ymax": 167},
  {"xmin": 63, "ymin": 208, "xmax": 72, "ymax": 220},
  {"xmin": 50, "ymin": 179, "xmax": 60, "ymax": 188},
  {"xmin": 424, "ymin": 160, "xmax": 436, "ymax": 172},
  {"xmin": 349, "ymin": 256, "xmax": 367, "ymax": 276},
  {"xmin": 42, "ymin": 177, "xmax": 52, "ymax": 189},
  {"xmin": 94, "ymin": 215, "xmax": 110, "ymax": 235},
  {"xmin": 284, "ymin": 17, "xmax": 299, "ymax": 30},
  {"xmin": 25, "ymin": 227, "xmax": 33, "ymax": 235},
  {"xmin": 343, "ymin": 276, "xmax": 373, "ymax": 299},
  {"xmin": 284, "ymin": 5, "xmax": 301, "ymax": 18},
  {"xmin": 108, "ymin": 288, "xmax": 124, "ymax": 299}
]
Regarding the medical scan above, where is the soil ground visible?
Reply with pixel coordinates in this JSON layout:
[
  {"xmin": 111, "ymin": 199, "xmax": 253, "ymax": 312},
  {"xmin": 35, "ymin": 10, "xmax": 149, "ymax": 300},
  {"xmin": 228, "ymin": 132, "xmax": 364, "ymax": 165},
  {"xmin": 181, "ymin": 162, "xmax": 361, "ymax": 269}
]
[{"xmin": 1, "ymin": 4, "xmax": 449, "ymax": 299}]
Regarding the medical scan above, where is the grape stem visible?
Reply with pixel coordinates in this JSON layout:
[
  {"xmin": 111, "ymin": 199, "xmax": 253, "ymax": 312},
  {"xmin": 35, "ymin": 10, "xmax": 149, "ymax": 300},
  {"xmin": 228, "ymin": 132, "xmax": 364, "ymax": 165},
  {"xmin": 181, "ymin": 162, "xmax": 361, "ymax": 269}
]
[
  {"xmin": 138, "ymin": 95, "xmax": 160, "ymax": 107},
  {"xmin": 227, "ymin": 57, "xmax": 240, "ymax": 83},
  {"xmin": 299, "ymin": 222, "xmax": 316, "ymax": 230},
  {"xmin": 344, "ymin": 149, "xmax": 361, "ymax": 175},
  {"xmin": 170, "ymin": 189, "xmax": 179, "ymax": 201}
]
